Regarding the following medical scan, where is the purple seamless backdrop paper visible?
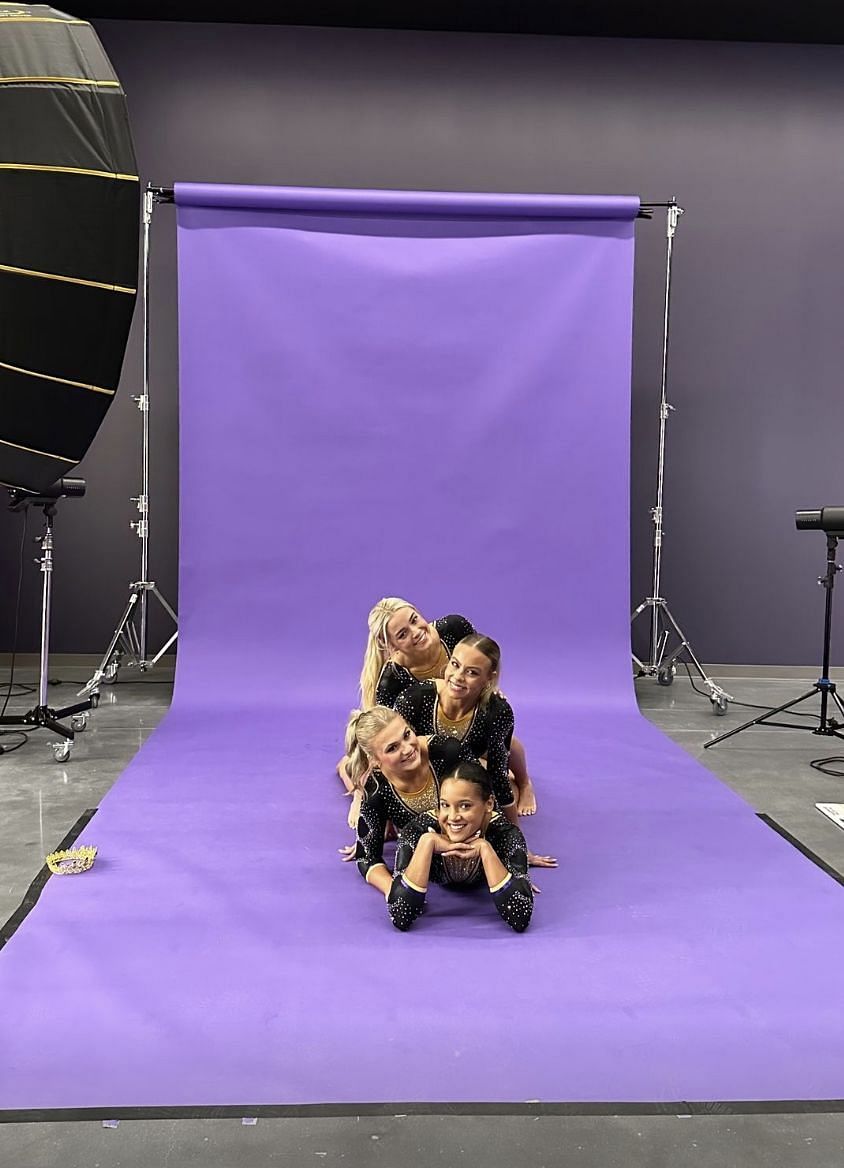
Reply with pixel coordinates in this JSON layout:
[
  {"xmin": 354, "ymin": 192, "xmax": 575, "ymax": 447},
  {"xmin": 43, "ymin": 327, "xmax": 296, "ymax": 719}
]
[
  {"xmin": 4, "ymin": 186, "xmax": 844, "ymax": 1112},
  {"xmin": 173, "ymin": 191, "xmax": 638, "ymax": 709}
]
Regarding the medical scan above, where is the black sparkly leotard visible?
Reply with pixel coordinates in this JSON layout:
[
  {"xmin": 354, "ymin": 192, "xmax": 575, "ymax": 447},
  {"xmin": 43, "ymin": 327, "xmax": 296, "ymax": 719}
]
[
  {"xmin": 394, "ymin": 681, "xmax": 516, "ymax": 808},
  {"xmin": 387, "ymin": 811, "xmax": 533, "ymax": 933},
  {"xmin": 354, "ymin": 735, "xmax": 477, "ymax": 882},
  {"xmin": 374, "ymin": 614, "xmax": 475, "ymax": 708}
]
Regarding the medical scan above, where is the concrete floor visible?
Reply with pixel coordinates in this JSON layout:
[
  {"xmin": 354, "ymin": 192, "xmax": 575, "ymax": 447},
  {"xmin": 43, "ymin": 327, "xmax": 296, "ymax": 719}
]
[{"xmin": 3, "ymin": 664, "xmax": 844, "ymax": 1165}]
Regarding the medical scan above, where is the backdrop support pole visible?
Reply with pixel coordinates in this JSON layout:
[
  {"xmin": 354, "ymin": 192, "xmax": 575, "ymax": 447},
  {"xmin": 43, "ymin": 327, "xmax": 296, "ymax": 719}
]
[
  {"xmin": 79, "ymin": 185, "xmax": 178, "ymax": 699},
  {"xmin": 631, "ymin": 199, "xmax": 732, "ymax": 715}
]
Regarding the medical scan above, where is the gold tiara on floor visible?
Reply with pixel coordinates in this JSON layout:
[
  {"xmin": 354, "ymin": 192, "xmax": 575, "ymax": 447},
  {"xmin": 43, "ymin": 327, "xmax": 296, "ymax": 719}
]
[{"xmin": 46, "ymin": 845, "xmax": 97, "ymax": 875}]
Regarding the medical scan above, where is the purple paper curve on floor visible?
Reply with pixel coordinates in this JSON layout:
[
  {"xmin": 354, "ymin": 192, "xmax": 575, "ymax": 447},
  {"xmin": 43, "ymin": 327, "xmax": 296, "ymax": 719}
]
[{"xmin": 2, "ymin": 187, "xmax": 844, "ymax": 1110}]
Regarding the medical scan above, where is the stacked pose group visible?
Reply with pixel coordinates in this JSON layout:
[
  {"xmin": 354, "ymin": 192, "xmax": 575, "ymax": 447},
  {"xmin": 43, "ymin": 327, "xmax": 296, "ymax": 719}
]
[{"xmin": 339, "ymin": 598, "xmax": 556, "ymax": 933}]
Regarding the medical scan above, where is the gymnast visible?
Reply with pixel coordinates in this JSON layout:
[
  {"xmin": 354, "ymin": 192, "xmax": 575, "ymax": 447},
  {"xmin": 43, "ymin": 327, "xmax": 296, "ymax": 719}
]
[
  {"xmin": 343, "ymin": 705, "xmax": 476, "ymax": 897},
  {"xmin": 388, "ymin": 761, "xmax": 534, "ymax": 932},
  {"xmin": 360, "ymin": 596, "xmax": 474, "ymax": 709},
  {"xmin": 349, "ymin": 596, "xmax": 537, "ymax": 816},
  {"xmin": 394, "ymin": 633, "xmax": 517, "ymax": 814}
]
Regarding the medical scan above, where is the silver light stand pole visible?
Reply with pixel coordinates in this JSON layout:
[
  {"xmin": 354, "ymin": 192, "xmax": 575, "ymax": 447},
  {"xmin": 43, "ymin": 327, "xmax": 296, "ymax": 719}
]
[
  {"xmin": 1, "ymin": 486, "xmax": 94, "ymax": 762},
  {"xmin": 79, "ymin": 185, "xmax": 177, "ymax": 699},
  {"xmin": 631, "ymin": 199, "xmax": 732, "ymax": 714}
]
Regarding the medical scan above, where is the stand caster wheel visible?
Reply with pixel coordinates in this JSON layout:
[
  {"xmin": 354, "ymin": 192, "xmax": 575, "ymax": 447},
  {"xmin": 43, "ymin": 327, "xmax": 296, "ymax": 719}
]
[
  {"xmin": 51, "ymin": 741, "xmax": 72, "ymax": 763},
  {"xmin": 90, "ymin": 691, "xmax": 100, "ymax": 709},
  {"xmin": 71, "ymin": 713, "xmax": 88, "ymax": 732},
  {"xmin": 711, "ymin": 695, "xmax": 729, "ymax": 716},
  {"xmin": 657, "ymin": 664, "xmax": 676, "ymax": 686},
  {"xmin": 102, "ymin": 655, "xmax": 121, "ymax": 685}
]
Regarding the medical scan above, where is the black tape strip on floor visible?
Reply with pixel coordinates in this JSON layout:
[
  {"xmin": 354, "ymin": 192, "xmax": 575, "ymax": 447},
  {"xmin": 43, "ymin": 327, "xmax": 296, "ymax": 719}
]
[
  {"xmin": 0, "ymin": 807, "xmax": 98, "ymax": 953},
  {"xmin": 757, "ymin": 813, "xmax": 844, "ymax": 887},
  {"xmin": 4, "ymin": 1099, "xmax": 844, "ymax": 1124}
]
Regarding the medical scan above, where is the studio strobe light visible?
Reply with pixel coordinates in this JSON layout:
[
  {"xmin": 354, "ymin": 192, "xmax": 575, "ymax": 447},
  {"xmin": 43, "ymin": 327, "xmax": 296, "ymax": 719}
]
[
  {"xmin": 706, "ymin": 506, "xmax": 844, "ymax": 748},
  {"xmin": 0, "ymin": 6, "xmax": 139, "ymax": 758},
  {"xmin": 796, "ymin": 508, "xmax": 844, "ymax": 534}
]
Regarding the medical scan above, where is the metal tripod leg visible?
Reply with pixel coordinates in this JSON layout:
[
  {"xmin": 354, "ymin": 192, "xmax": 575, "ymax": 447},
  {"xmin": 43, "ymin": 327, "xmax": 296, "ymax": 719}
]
[
  {"xmin": 77, "ymin": 590, "xmax": 141, "ymax": 697},
  {"xmin": 659, "ymin": 603, "xmax": 733, "ymax": 704},
  {"xmin": 78, "ymin": 583, "xmax": 177, "ymax": 698},
  {"xmin": 632, "ymin": 596, "xmax": 733, "ymax": 711},
  {"xmin": 703, "ymin": 686, "xmax": 843, "ymax": 749}
]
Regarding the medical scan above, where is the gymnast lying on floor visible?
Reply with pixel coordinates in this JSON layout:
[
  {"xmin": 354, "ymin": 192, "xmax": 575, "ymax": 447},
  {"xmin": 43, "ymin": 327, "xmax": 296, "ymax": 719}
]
[
  {"xmin": 341, "ymin": 597, "xmax": 536, "ymax": 817},
  {"xmin": 388, "ymin": 761, "xmax": 534, "ymax": 933}
]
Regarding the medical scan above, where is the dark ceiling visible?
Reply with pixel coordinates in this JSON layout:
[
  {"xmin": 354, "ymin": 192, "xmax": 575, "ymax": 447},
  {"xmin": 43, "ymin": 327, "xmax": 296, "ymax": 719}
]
[{"xmin": 72, "ymin": 2, "xmax": 844, "ymax": 47}]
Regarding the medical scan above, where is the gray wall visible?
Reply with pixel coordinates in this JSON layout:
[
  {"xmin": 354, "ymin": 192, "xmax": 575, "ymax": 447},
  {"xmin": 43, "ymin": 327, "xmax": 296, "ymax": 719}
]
[{"xmin": 2, "ymin": 21, "xmax": 843, "ymax": 665}]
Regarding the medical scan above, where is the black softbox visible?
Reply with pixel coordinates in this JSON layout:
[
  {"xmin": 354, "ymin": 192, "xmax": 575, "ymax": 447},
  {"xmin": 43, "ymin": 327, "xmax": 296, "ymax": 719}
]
[{"xmin": 0, "ymin": 4, "xmax": 139, "ymax": 492}]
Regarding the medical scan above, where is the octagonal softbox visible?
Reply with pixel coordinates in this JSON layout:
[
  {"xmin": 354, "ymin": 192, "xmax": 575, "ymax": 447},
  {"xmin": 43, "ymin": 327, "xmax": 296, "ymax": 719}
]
[{"xmin": 0, "ymin": 4, "xmax": 138, "ymax": 492}]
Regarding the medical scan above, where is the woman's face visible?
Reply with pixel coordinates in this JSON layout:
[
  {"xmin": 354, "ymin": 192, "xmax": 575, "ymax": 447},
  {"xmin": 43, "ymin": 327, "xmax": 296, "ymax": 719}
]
[
  {"xmin": 386, "ymin": 606, "xmax": 431, "ymax": 658},
  {"xmin": 438, "ymin": 778, "xmax": 493, "ymax": 842},
  {"xmin": 443, "ymin": 644, "xmax": 494, "ymax": 706},
  {"xmin": 369, "ymin": 715, "xmax": 421, "ymax": 777}
]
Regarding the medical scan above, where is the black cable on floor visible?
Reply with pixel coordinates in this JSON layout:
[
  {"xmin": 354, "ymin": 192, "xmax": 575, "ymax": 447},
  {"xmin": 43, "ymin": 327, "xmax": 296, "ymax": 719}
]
[
  {"xmin": 678, "ymin": 660, "xmax": 819, "ymax": 723},
  {"xmin": 810, "ymin": 756, "xmax": 844, "ymax": 778},
  {"xmin": 0, "ymin": 731, "xmax": 28, "ymax": 755}
]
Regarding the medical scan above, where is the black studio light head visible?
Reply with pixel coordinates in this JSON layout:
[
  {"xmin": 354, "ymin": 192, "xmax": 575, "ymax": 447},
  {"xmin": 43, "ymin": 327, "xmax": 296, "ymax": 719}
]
[
  {"xmin": 8, "ymin": 476, "xmax": 86, "ymax": 512},
  {"xmin": 795, "ymin": 508, "xmax": 844, "ymax": 534}
]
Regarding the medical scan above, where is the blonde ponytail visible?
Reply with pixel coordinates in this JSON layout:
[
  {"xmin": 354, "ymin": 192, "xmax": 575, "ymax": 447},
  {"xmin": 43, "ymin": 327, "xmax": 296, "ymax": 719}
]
[
  {"xmin": 358, "ymin": 597, "xmax": 414, "ymax": 706},
  {"xmin": 343, "ymin": 705, "xmax": 399, "ymax": 791}
]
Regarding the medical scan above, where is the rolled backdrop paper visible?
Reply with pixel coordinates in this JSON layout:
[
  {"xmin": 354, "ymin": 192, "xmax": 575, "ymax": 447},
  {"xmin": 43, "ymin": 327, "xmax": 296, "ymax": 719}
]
[{"xmin": 4, "ymin": 184, "xmax": 844, "ymax": 1112}]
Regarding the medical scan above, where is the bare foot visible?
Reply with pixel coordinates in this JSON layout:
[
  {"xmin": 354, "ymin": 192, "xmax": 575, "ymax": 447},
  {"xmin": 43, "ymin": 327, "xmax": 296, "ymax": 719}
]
[{"xmin": 517, "ymin": 778, "xmax": 538, "ymax": 816}]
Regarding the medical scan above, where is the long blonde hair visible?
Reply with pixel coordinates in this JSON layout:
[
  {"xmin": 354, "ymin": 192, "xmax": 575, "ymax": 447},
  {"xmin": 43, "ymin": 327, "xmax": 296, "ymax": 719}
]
[
  {"xmin": 344, "ymin": 705, "xmax": 401, "ymax": 790},
  {"xmin": 358, "ymin": 597, "xmax": 415, "ymax": 707},
  {"xmin": 455, "ymin": 633, "xmax": 501, "ymax": 707}
]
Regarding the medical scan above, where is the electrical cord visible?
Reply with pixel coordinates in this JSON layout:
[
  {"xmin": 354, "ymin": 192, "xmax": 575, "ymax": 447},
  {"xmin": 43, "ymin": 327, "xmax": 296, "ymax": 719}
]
[
  {"xmin": 0, "ymin": 731, "xmax": 28, "ymax": 755},
  {"xmin": 678, "ymin": 660, "xmax": 820, "ymax": 722},
  {"xmin": 810, "ymin": 756, "xmax": 844, "ymax": 778},
  {"xmin": 673, "ymin": 662, "xmax": 844, "ymax": 771}
]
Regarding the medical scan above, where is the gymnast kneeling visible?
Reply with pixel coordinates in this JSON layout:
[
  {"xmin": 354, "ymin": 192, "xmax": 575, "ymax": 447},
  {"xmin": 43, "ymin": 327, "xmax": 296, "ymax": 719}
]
[{"xmin": 388, "ymin": 761, "xmax": 534, "ymax": 933}]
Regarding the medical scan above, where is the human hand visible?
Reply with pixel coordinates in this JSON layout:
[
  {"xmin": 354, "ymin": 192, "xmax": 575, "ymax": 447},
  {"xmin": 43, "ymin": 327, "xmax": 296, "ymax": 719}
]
[
  {"xmin": 442, "ymin": 832, "xmax": 486, "ymax": 861},
  {"xmin": 338, "ymin": 843, "xmax": 356, "ymax": 862},
  {"xmin": 528, "ymin": 851, "xmax": 557, "ymax": 868},
  {"xmin": 425, "ymin": 828, "xmax": 468, "ymax": 856}
]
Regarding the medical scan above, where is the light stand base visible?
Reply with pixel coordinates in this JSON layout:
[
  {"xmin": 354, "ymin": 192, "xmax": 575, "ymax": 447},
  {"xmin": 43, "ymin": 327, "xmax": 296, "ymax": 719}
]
[
  {"xmin": 2, "ymin": 494, "xmax": 94, "ymax": 762},
  {"xmin": 706, "ymin": 533, "xmax": 844, "ymax": 748},
  {"xmin": 632, "ymin": 596, "xmax": 733, "ymax": 714},
  {"xmin": 0, "ymin": 697, "xmax": 96, "ymax": 762},
  {"xmin": 704, "ymin": 681, "xmax": 844, "ymax": 749},
  {"xmin": 77, "ymin": 581, "xmax": 177, "ymax": 699}
]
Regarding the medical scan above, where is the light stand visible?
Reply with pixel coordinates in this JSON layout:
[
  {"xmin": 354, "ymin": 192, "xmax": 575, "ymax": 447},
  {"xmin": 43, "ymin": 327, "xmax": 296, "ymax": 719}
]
[
  {"xmin": 79, "ymin": 185, "xmax": 177, "ymax": 700},
  {"xmin": 631, "ymin": 199, "xmax": 732, "ymax": 715},
  {"xmin": 704, "ymin": 533, "xmax": 844, "ymax": 749},
  {"xmin": 1, "ymin": 482, "xmax": 95, "ymax": 762}
]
